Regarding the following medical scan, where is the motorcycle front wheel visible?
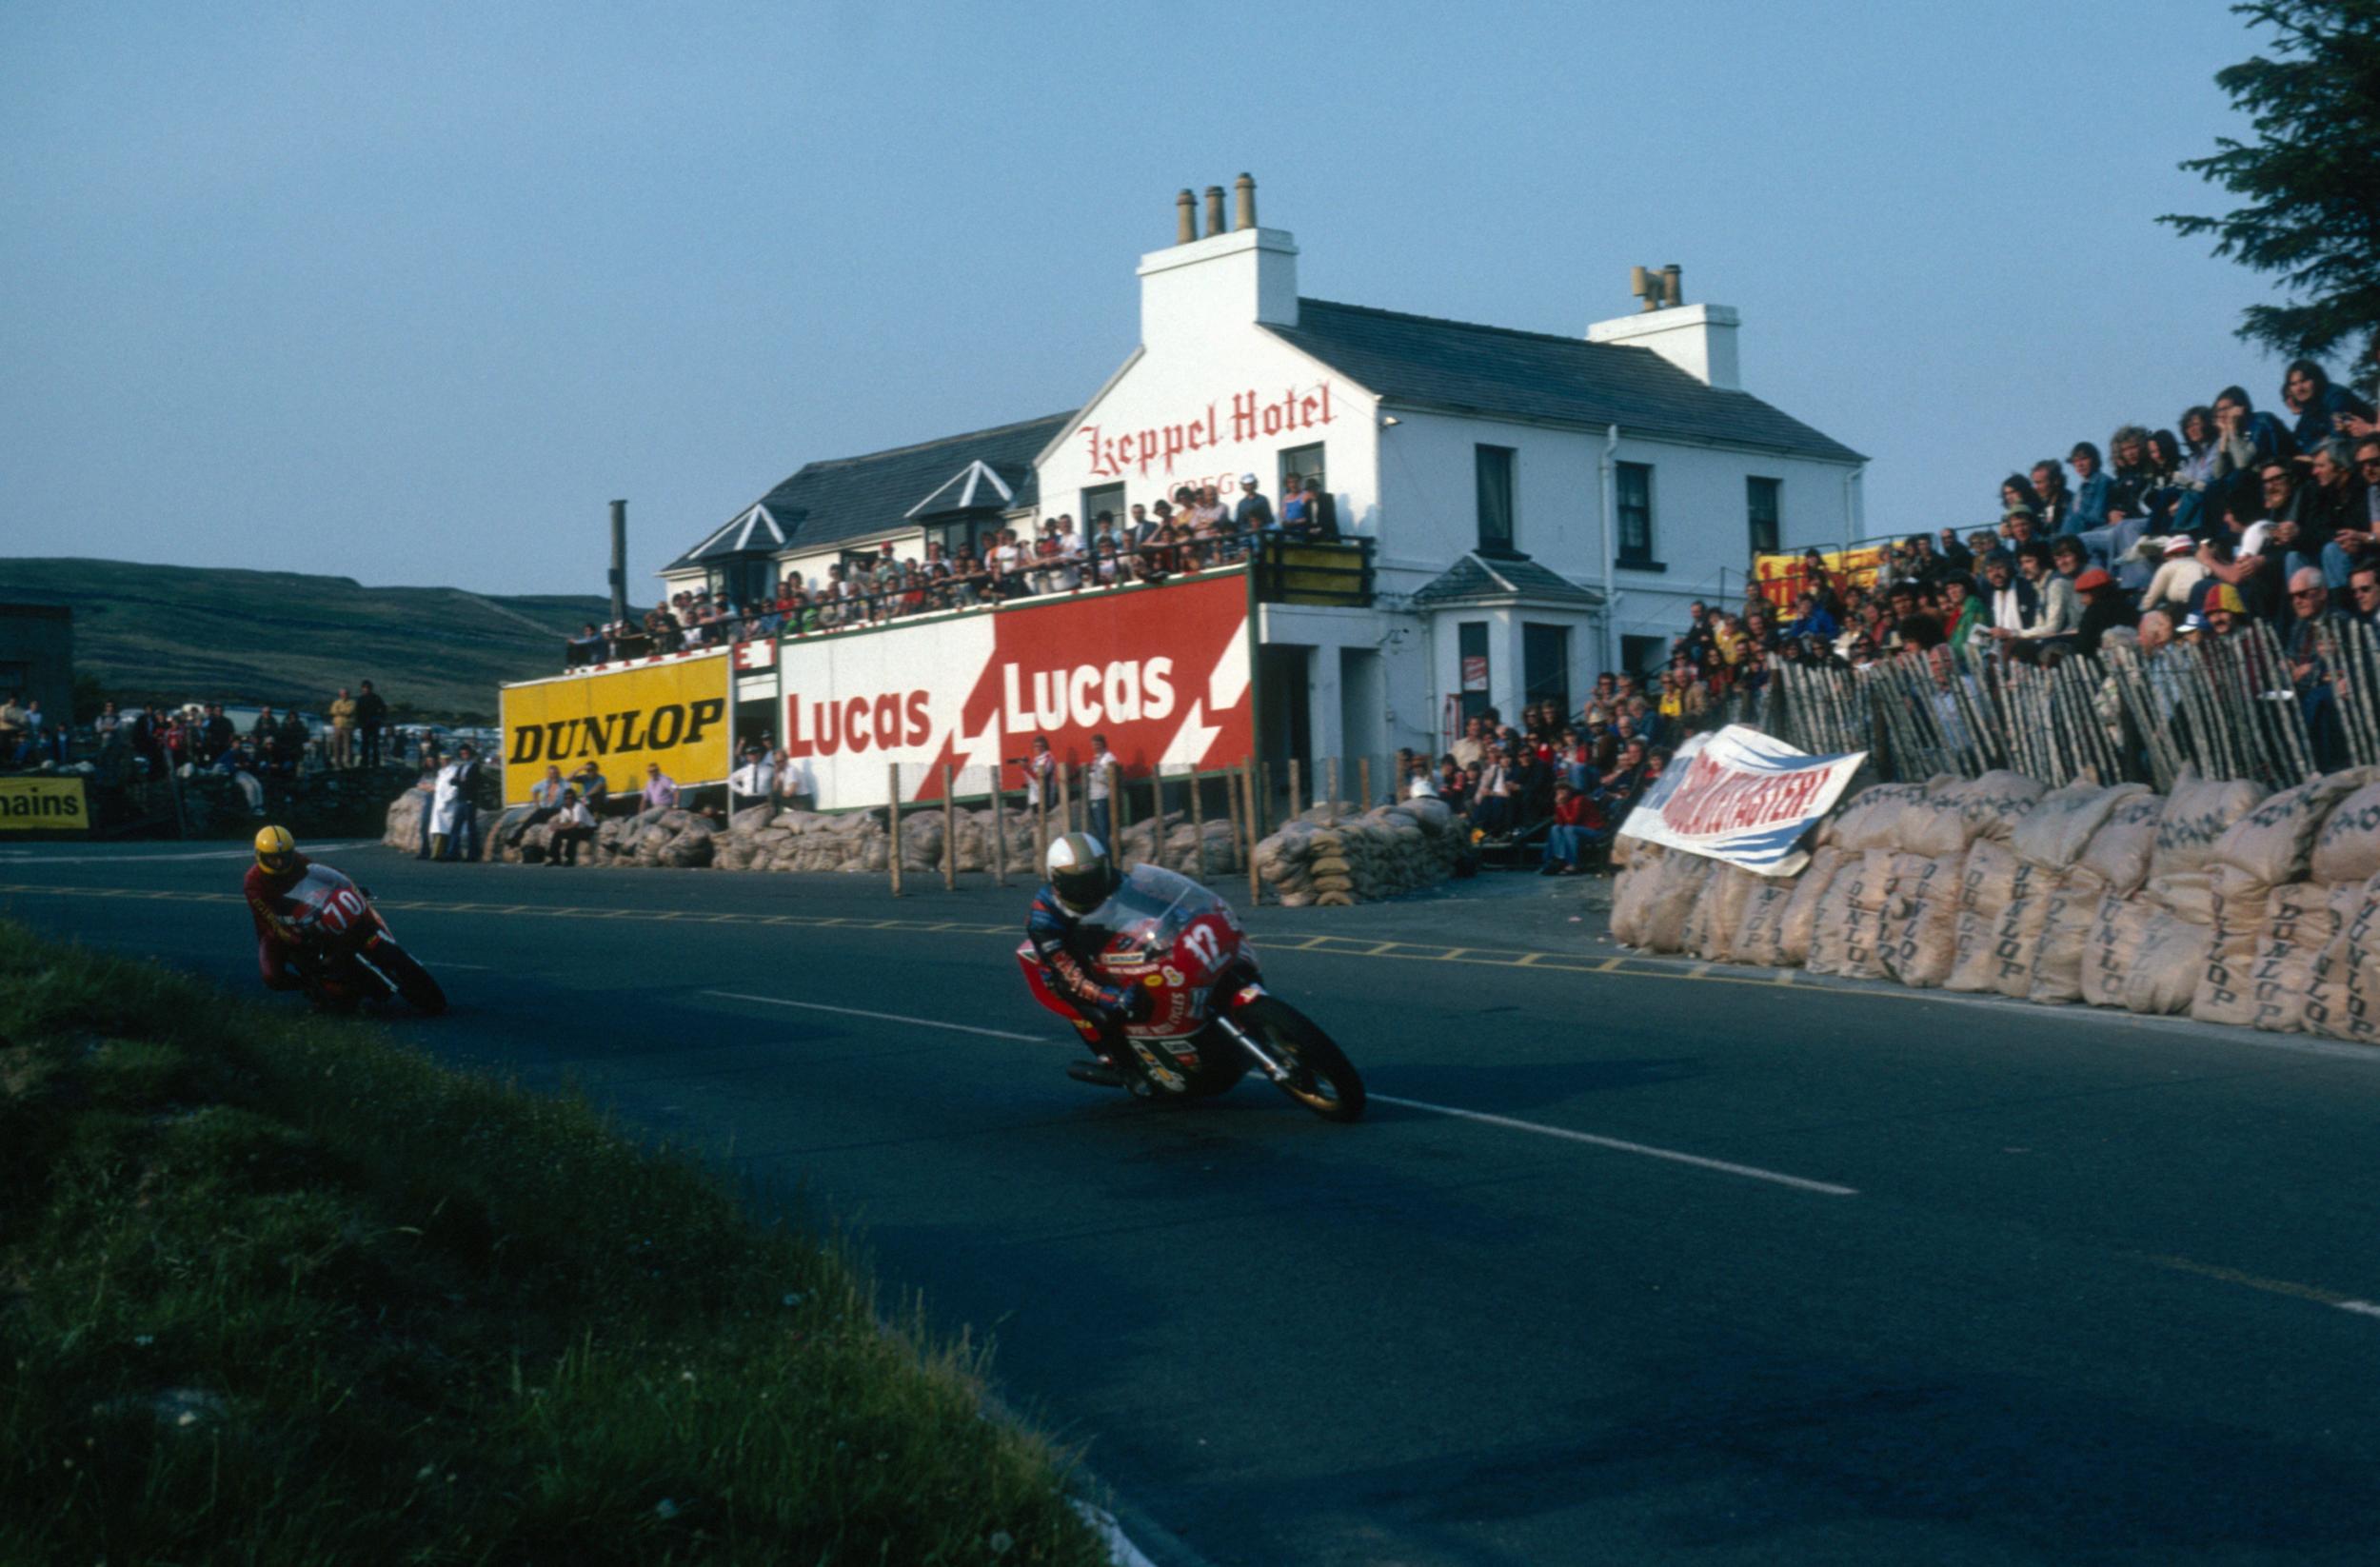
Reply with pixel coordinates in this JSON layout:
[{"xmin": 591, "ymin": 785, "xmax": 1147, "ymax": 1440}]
[
  {"xmin": 369, "ymin": 942, "xmax": 447, "ymax": 1016},
  {"xmin": 1234, "ymin": 997, "xmax": 1364, "ymax": 1121}
]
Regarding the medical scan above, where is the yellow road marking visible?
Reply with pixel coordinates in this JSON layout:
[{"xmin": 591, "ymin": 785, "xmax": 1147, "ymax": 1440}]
[{"xmin": 2142, "ymin": 1254, "xmax": 2355, "ymax": 1307}]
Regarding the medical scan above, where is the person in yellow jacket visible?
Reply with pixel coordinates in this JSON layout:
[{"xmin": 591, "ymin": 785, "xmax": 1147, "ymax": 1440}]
[{"xmin": 327, "ymin": 688, "xmax": 358, "ymax": 768}]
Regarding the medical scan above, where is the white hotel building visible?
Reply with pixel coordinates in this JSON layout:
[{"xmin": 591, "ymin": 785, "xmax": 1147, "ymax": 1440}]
[{"xmin": 663, "ymin": 177, "xmax": 1863, "ymax": 778}]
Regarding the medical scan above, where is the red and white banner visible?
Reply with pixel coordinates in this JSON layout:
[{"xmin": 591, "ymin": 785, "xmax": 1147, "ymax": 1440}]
[
  {"xmin": 1617, "ymin": 724, "xmax": 1867, "ymax": 876},
  {"xmin": 774, "ymin": 572, "xmax": 1253, "ymax": 807}
]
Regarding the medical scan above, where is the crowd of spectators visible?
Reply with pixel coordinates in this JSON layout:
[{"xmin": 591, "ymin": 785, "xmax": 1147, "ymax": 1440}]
[
  {"xmin": 1389, "ymin": 354, "xmax": 2380, "ymax": 872},
  {"xmin": 566, "ymin": 473, "xmax": 1340, "ymax": 665}
]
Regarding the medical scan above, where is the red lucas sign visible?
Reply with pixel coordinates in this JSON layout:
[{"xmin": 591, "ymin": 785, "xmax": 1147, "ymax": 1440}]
[
  {"xmin": 771, "ymin": 571, "xmax": 1254, "ymax": 808},
  {"xmin": 1081, "ymin": 382, "xmax": 1337, "ymax": 480}
]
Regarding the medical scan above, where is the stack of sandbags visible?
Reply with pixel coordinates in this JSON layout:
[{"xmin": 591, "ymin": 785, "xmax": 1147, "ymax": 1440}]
[
  {"xmin": 722, "ymin": 808, "xmax": 887, "ymax": 874},
  {"xmin": 1951, "ymin": 780, "xmax": 2145, "ymax": 998},
  {"xmin": 2034, "ymin": 791, "xmax": 2162, "ymax": 1004},
  {"xmin": 2094, "ymin": 772, "xmax": 2268, "ymax": 1014},
  {"xmin": 2304, "ymin": 781, "xmax": 2380, "ymax": 1041},
  {"xmin": 1767, "ymin": 843, "xmax": 1846, "ymax": 968},
  {"xmin": 601, "ymin": 806, "xmax": 715, "ymax": 868},
  {"xmin": 2192, "ymin": 770, "xmax": 2373, "ymax": 1027},
  {"xmin": 1687, "ymin": 864, "xmax": 1765, "ymax": 962},
  {"xmin": 1253, "ymin": 799, "xmax": 1464, "ymax": 906},
  {"xmin": 1881, "ymin": 772, "xmax": 2046, "ymax": 989},
  {"xmin": 1727, "ymin": 870, "xmax": 1800, "ymax": 968},
  {"xmin": 2073, "ymin": 792, "xmax": 2167, "ymax": 1009},
  {"xmin": 1631, "ymin": 850, "xmax": 1716, "ymax": 952},
  {"xmin": 1801, "ymin": 780, "xmax": 1947, "ymax": 980}
]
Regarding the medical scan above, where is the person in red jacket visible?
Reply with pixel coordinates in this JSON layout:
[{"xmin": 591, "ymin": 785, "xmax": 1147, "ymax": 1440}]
[
  {"xmin": 245, "ymin": 824, "xmax": 312, "ymax": 990},
  {"xmin": 1538, "ymin": 782, "xmax": 1610, "ymax": 876}
]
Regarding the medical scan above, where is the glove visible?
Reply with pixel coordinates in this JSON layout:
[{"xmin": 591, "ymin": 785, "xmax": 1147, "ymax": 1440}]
[{"xmin": 1120, "ymin": 984, "xmax": 1153, "ymax": 1024}]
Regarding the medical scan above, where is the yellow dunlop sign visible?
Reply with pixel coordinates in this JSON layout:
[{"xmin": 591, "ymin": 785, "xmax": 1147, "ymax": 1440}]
[
  {"xmin": 0, "ymin": 775, "xmax": 90, "ymax": 833},
  {"xmin": 499, "ymin": 653, "xmax": 732, "ymax": 805}
]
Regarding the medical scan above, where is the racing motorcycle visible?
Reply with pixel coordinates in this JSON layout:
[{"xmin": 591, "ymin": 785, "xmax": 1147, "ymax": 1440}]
[
  {"xmin": 1019, "ymin": 864, "xmax": 1364, "ymax": 1121},
  {"xmin": 275, "ymin": 864, "xmax": 446, "ymax": 1016}
]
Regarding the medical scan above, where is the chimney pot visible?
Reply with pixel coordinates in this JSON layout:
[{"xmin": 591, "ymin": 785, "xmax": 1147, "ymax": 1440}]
[
  {"xmin": 1661, "ymin": 264, "xmax": 1682, "ymax": 307},
  {"xmin": 1630, "ymin": 266, "xmax": 1654, "ymax": 312},
  {"xmin": 1203, "ymin": 186, "xmax": 1225, "ymax": 238},
  {"xmin": 1233, "ymin": 172, "xmax": 1257, "ymax": 231},
  {"xmin": 1175, "ymin": 189, "xmax": 1196, "ymax": 245}
]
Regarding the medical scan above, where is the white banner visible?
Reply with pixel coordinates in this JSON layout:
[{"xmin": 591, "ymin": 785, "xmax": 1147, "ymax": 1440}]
[{"xmin": 1617, "ymin": 724, "xmax": 1865, "ymax": 876}]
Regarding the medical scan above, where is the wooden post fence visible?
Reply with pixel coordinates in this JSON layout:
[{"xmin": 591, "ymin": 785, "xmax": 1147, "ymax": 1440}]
[
  {"xmin": 991, "ymin": 775, "xmax": 1009, "ymax": 886},
  {"xmin": 941, "ymin": 764, "xmax": 956, "ymax": 890},
  {"xmin": 1188, "ymin": 767, "xmax": 1205, "ymax": 879},
  {"xmin": 886, "ymin": 763, "xmax": 903, "ymax": 898}
]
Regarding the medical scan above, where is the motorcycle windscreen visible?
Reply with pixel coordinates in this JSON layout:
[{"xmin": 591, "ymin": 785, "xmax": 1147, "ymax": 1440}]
[
  {"xmin": 1088, "ymin": 864, "xmax": 1220, "ymax": 955},
  {"xmin": 280, "ymin": 865, "xmax": 367, "ymax": 937}
]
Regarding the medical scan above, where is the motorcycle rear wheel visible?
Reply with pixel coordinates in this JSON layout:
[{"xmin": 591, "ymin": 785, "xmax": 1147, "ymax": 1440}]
[
  {"xmin": 370, "ymin": 943, "xmax": 447, "ymax": 1016},
  {"xmin": 1235, "ymin": 997, "xmax": 1364, "ymax": 1121}
]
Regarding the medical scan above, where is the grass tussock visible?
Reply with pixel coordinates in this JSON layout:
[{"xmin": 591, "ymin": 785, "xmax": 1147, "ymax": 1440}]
[{"xmin": 0, "ymin": 922, "xmax": 1103, "ymax": 1565}]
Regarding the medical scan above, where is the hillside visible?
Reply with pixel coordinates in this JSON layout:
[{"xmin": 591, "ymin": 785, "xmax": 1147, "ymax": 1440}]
[{"xmin": 0, "ymin": 558, "xmax": 632, "ymax": 722}]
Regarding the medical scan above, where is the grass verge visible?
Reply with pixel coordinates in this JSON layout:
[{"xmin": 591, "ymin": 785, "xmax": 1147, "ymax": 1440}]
[{"xmin": 0, "ymin": 921, "xmax": 1105, "ymax": 1565}]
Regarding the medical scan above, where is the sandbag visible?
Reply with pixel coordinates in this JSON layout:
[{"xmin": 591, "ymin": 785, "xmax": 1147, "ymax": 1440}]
[
  {"xmin": 1775, "ymin": 845, "xmax": 1844, "ymax": 967},
  {"xmin": 1689, "ymin": 865, "xmax": 1761, "ymax": 963},
  {"xmin": 2214, "ymin": 769, "xmax": 2378, "ymax": 886},
  {"xmin": 1638, "ymin": 854, "xmax": 1716, "ymax": 953},
  {"xmin": 2192, "ymin": 865, "xmax": 2282, "ymax": 1026},
  {"xmin": 2125, "ymin": 911, "xmax": 2211, "ymax": 1016},
  {"xmin": 2152, "ymin": 771, "xmax": 2271, "ymax": 878},
  {"xmin": 1808, "ymin": 849, "xmax": 1894, "ymax": 980},
  {"xmin": 1879, "ymin": 851, "xmax": 1963, "ymax": 988},
  {"xmin": 1832, "ymin": 784, "xmax": 1934, "ymax": 854},
  {"xmin": 2306, "ymin": 878, "xmax": 2380, "ymax": 1042},
  {"xmin": 2079, "ymin": 890, "xmax": 2156, "ymax": 1010},
  {"xmin": 1608, "ymin": 846, "xmax": 1667, "ymax": 948},
  {"xmin": 1945, "ymin": 840, "xmax": 2031, "ymax": 993},
  {"xmin": 2026, "ymin": 868, "xmax": 2111, "ymax": 1003},
  {"xmin": 1730, "ymin": 878, "xmax": 1797, "ymax": 968},
  {"xmin": 2241, "ymin": 882, "xmax": 2348, "ymax": 1035},
  {"xmin": 1954, "ymin": 770, "xmax": 2051, "ymax": 843},
  {"xmin": 2311, "ymin": 783, "xmax": 2380, "ymax": 886},
  {"xmin": 2011, "ymin": 781, "xmax": 2150, "ymax": 871},
  {"xmin": 2076, "ymin": 794, "xmax": 2166, "ymax": 895}
]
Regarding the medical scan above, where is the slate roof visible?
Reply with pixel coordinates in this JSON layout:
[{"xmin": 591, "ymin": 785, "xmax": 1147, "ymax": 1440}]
[
  {"xmin": 670, "ymin": 502, "xmax": 793, "ymax": 568},
  {"xmin": 1411, "ymin": 552, "xmax": 1605, "ymax": 607},
  {"xmin": 665, "ymin": 412, "xmax": 1072, "ymax": 572},
  {"xmin": 1266, "ymin": 299, "xmax": 1864, "ymax": 464}
]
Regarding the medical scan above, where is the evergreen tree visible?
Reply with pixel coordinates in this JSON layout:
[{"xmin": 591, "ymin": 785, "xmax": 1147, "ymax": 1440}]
[{"xmin": 2162, "ymin": 0, "xmax": 2380, "ymax": 365}]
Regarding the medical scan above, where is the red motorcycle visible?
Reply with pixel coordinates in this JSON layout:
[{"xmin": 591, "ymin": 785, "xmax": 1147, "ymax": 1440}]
[
  {"xmin": 1019, "ymin": 864, "xmax": 1364, "ymax": 1121},
  {"xmin": 275, "ymin": 864, "xmax": 446, "ymax": 1016}
]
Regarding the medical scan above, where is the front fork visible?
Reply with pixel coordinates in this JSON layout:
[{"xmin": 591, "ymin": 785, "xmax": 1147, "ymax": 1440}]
[{"xmin": 1213, "ymin": 983, "xmax": 1294, "ymax": 1084}]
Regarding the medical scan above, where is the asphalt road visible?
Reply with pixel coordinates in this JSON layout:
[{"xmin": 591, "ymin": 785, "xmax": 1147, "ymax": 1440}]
[{"xmin": 8, "ymin": 841, "xmax": 2380, "ymax": 1565}]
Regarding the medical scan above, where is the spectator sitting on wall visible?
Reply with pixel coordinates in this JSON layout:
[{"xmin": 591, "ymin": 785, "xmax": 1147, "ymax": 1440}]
[
  {"xmin": 1538, "ymin": 782, "xmax": 1609, "ymax": 876},
  {"xmin": 547, "ymin": 788, "xmax": 596, "ymax": 866},
  {"xmin": 1466, "ymin": 744, "xmax": 1517, "ymax": 840},
  {"xmin": 209, "ymin": 736, "xmax": 267, "ymax": 816},
  {"xmin": 511, "ymin": 764, "xmax": 568, "ymax": 845},
  {"xmin": 570, "ymin": 760, "xmax": 610, "ymax": 810}
]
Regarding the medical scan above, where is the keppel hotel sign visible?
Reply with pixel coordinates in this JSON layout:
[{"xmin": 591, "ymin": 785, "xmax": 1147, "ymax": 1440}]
[{"xmin": 1081, "ymin": 381, "xmax": 1337, "ymax": 479}]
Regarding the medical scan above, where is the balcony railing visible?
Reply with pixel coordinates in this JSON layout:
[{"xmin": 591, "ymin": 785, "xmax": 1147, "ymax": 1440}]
[{"xmin": 1251, "ymin": 535, "xmax": 1373, "ymax": 608}]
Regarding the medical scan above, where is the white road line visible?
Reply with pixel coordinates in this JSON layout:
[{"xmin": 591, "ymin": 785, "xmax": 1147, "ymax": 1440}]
[
  {"xmin": 1372, "ymin": 1094, "xmax": 1859, "ymax": 1198},
  {"xmin": 2337, "ymin": 1300, "xmax": 2380, "ymax": 1319},
  {"xmin": 704, "ymin": 991, "xmax": 1045, "ymax": 1042},
  {"xmin": 704, "ymin": 989, "xmax": 1857, "ymax": 1197}
]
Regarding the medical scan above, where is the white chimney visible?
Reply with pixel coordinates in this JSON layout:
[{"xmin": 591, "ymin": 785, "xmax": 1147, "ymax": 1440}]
[
  {"xmin": 1589, "ymin": 268, "xmax": 1740, "ymax": 389},
  {"xmin": 1137, "ymin": 174, "xmax": 1298, "ymax": 350}
]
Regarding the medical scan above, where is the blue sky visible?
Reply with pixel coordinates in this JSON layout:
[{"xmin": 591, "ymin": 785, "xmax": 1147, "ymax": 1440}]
[{"xmin": 0, "ymin": 1, "xmax": 2299, "ymax": 597}]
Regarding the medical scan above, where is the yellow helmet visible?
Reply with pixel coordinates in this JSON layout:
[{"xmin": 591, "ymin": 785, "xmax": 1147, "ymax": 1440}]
[{"xmin": 254, "ymin": 824, "xmax": 299, "ymax": 877}]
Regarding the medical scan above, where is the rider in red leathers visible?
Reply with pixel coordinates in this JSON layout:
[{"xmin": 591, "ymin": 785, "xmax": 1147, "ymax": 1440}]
[
  {"xmin": 245, "ymin": 823, "xmax": 312, "ymax": 991},
  {"xmin": 1027, "ymin": 832, "xmax": 1152, "ymax": 1089}
]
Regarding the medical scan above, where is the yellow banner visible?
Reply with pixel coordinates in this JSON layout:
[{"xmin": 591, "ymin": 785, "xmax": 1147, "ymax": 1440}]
[
  {"xmin": 499, "ymin": 654, "xmax": 732, "ymax": 805},
  {"xmin": 1754, "ymin": 545, "xmax": 1888, "ymax": 611},
  {"xmin": 0, "ymin": 775, "xmax": 90, "ymax": 833}
]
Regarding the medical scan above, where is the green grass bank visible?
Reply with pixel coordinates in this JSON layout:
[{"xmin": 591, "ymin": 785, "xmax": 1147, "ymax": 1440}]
[{"xmin": 0, "ymin": 922, "xmax": 1104, "ymax": 1565}]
